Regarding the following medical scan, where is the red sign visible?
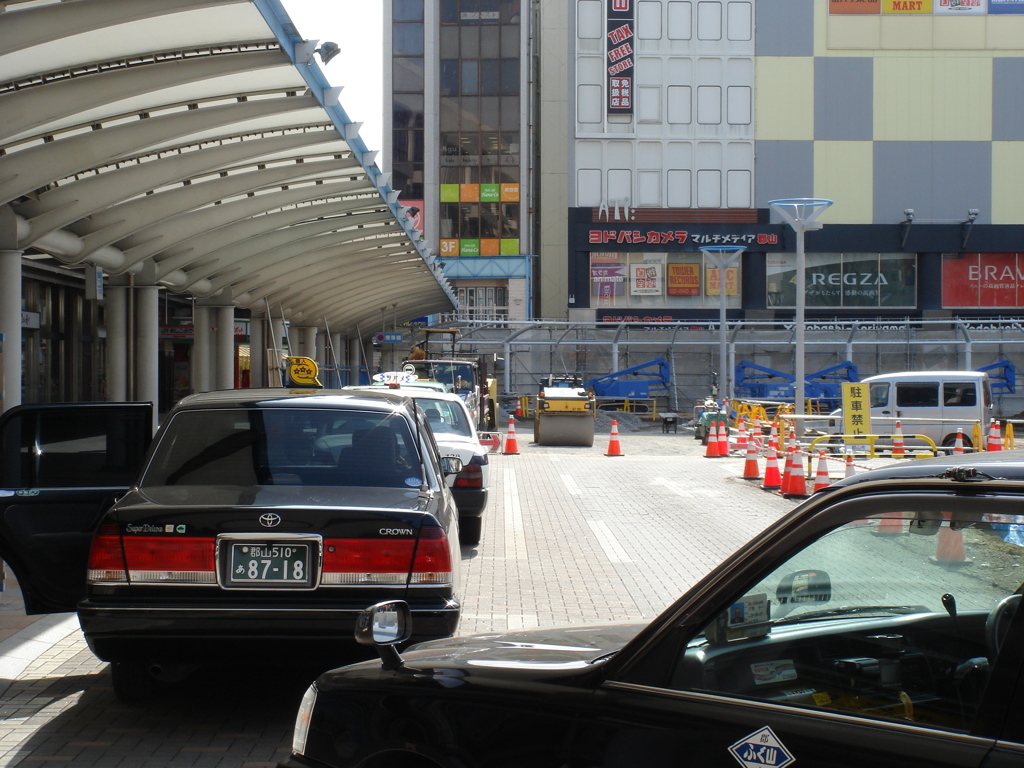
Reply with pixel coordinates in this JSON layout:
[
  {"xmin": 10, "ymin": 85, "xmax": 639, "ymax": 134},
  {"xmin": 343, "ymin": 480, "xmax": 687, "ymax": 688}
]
[{"xmin": 942, "ymin": 253, "xmax": 1023, "ymax": 307}]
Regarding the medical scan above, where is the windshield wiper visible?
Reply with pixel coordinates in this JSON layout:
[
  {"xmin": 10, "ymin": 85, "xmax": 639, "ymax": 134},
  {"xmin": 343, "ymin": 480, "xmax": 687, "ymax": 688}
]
[{"xmin": 773, "ymin": 605, "xmax": 929, "ymax": 625}]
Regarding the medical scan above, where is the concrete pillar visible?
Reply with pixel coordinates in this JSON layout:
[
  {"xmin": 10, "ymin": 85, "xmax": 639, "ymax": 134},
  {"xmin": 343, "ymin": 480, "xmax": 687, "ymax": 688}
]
[
  {"xmin": 302, "ymin": 326, "xmax": 318, "ymax": 361},
  {"xmin": 329, "ymin": 332, "xmax": 345, "ymax": 387},
  {"xmin": 0, "ymin": 250, "xmax": 22, "ymax": 413},
  {"xmin": 135, "ymin": 285, "xmax": 160, "ymax": 433},
  {"xmin": 105, "ymin": 285, "xmax": 128, "ymax": 401},
  {"xmin": 348, "ymin": 335, "xmax": 362, "ymax": 387},
  {"xmin": 216, "ymin": 305, "xmax": 235, "ymax": 390},
  {"xmin": 315, "ymin": 331, "xmax": 326, "ymax": 372},
  {"xmin": 249, "ymin": 314, "xmax": 264, "ymax": 389},
  {"xmin": 193, "ymin": 306, "xmax": 212, "ymax": 394}
]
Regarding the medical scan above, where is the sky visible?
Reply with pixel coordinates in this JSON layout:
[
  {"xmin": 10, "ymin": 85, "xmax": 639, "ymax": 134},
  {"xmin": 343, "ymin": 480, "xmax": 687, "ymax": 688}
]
[{"xmin": 281, "ymin": 1, "xmax": 385, "ymax": 154}]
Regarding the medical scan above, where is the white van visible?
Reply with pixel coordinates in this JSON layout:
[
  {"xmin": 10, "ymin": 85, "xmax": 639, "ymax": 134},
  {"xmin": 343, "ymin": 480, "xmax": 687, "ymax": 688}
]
[{"xmin": 831, "ymin": 370, "xmax": 993, "ymax": 450}]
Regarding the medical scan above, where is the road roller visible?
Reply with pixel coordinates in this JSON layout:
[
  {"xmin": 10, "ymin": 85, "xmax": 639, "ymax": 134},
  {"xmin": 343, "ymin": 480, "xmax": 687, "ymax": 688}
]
[{"xmin": 534, "ymin": 386, "xmax": 596, "ymax": 446}]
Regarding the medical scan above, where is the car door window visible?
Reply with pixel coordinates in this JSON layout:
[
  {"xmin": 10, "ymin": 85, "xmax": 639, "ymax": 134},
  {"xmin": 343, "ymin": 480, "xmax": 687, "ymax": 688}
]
[
  {"xmin": 943, "ymin": 382, "xmax": 977, "ymax": 407},
  {"xmin": 0, "ymin": 407, "xmax": 149, "ymax": 488},
  {"xmin": 896, "ymin": 383, "xmax": 939, "ymax": 408},
  {"xmin": 869, "ymin": 383, "xmax": 889, "ymax": 408},
  {"xmin": 637, "ymin": 502, "xmax": 1024, "ymax": 737}
]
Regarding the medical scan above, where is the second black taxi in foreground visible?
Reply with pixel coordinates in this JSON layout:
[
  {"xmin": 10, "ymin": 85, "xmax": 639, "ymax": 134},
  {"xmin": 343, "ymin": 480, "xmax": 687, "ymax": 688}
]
[{"xmin": 282, "ymin": 451, "xmax": 1024, "ymax": 768}]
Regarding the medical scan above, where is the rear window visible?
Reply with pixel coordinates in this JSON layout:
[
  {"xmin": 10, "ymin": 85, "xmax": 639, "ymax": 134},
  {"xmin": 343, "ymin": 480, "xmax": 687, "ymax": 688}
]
[
  {"xmin": 142, "ymin": 408, "xmax": 422, "ymax": 488},
  {"xmin": 418, "ymin": 399, "xmax": 472, "ymax": 438}
]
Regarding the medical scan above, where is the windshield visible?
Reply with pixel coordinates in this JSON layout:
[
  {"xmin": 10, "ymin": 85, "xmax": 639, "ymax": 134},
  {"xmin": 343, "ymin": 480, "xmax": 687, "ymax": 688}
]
[
  {"xmin": 729, "ymin": 510, "xmax": 1024, "ymax": 634},
  {"xmin": 142, "ymin": 408, "xmax": 422, "ymax": 489}
]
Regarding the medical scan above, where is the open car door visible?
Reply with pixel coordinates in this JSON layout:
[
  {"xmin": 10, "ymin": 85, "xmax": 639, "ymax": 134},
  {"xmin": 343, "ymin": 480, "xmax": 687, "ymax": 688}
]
[{"xmin": 0, "ymin": 403, "xmax": 152, "ymax": 614}]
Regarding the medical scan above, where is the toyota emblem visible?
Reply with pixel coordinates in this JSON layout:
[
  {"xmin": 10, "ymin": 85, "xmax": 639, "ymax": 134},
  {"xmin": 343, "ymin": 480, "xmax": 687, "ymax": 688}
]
[{"xmin": 259, "ymin": 513, "xmax": 282, "ymax": 528}]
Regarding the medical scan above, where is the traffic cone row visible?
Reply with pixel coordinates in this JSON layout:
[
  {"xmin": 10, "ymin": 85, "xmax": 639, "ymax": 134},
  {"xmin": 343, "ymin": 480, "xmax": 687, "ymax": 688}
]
[
  {"xmin": 704, "ymin": 420, "xmax": 724, "ymax": 458},
  {"xmin": 780, "ymin": 447, "xmax": 808, "ymax": 498}
]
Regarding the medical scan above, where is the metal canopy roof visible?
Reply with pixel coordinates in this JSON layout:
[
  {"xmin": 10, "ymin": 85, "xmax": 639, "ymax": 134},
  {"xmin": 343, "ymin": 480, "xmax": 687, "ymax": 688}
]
[{"xmin": 0, "ymin": 0, "xmax": 455, "ymax": 333}]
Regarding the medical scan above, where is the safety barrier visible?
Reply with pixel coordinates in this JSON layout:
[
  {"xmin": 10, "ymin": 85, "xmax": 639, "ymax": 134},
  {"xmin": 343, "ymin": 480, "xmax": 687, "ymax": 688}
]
[{"xmin": 806, "ymin": 433, "xmax": 939, "ymax": 459}]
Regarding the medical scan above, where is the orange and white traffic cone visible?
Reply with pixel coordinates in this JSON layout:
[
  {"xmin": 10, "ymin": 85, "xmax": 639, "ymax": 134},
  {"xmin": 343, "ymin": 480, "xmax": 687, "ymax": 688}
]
[
  {"xmin": 784, "ymin": 449, "xmax": 808, "ymax": 498},
  {"xmin": 735, "ymin": 417, "xmax": 748, "ymax": 453},
  {"xmin": 931, "ymin": 512, "xmax": 969, "ymax": 565},
  {"xmin": 605, "ymin": 419, "xmax": 624, "ymax": 457},
  {"xmin": 988, "ymin": 419, "xmax": 1003, "ymax": 452},
  {"xmin": 778, "ymin": 447, "xmax": 795, "ymax": 495},
  {"xmin": 704, "ymin": 421, "xmax": 721, "ymax": 458},
  {"xmin": 742, "ymin": 440, "xmax": 761, "ymax": 481},
  {"xmin": 761, "ymin": 446, "xmax": 782, "ymax": 491},
  {"xmin": 953, "ymin": 427, "xmax": 965, "ymax": 455},
  {"xmin": 892, "ymin": 420, "xmax": 905, "ymax": 458},
  {"xmin": 812, "ymin": 451, "xmax": 832, "ymax": 492},
  {"xmin": 514, "ymin": 399, "xmax": 524, "ymax": 418},
  {"xmin": 503, "ymin": 416, "xmax": 520, "ymax": 455},
  {"xmin": 845, "ymin": 447, "xmax": 856, "ymax": 478},
  {"xmin": 874, "ymin": 511, "xmax": 904, "ymax": 536},
  {"xmin": 718, "ymin": 421, "xmax": 730, "ymax": 455},
  {"xmin": 769, "ymin": 420, "xmax": 779, "ymax": 452}
]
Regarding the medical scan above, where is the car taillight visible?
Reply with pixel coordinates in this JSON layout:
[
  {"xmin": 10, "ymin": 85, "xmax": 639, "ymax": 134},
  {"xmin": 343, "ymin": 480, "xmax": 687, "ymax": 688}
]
[
  {"xmin": 121, "ymin": 536, "xmax": 216, "ymax": 584},
  {"xmin": 410, "ymin": 522, "xmax": 452, "ymax": 585},
  {"xmin": 87, "ymin": 524, "xmax": 128, "ymax": 584},
  {"xmin": 454, "ymin": 455, "xmax": 485, "ymax": 489},
  {"xmin": 322, "ymin": 538, "xmax": 416, "ymax": 585}
]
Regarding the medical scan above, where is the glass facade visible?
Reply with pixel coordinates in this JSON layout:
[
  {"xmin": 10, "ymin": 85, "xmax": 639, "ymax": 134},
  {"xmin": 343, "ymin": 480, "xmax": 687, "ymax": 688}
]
[
  {"xmin": 437, "ymin": 0, "xmax": 521, "ymax": 257},
  {"xmin": 392, "ymin": 0, "xmax": 425, "ymax": 200},
  {"xmin": 589, "ymin": 252, "xmax": 741, "ymax": 310},
  {"xmin": 766, "ymin": 253, "xmax": 917, "ymax": 309}
]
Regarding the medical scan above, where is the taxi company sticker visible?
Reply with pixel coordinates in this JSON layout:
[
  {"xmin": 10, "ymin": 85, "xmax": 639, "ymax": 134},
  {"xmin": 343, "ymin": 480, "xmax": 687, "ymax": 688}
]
[
  {"xmin": 751, "ymin": 659, "xmax": 797, "ymax": 685},
  {"xmin": 728, "ymin": 726, "xmax": 795, "ymax": 768},
  {"xmin": 16, "ymin": 489, "xmax": 40, "ymax": 496}
]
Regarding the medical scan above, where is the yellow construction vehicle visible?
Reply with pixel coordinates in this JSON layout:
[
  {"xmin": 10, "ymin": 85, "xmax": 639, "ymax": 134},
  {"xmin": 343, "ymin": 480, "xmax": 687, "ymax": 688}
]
[{"xmin": 534, "ymin": 377, "xmax": 596, "ymax": 447}]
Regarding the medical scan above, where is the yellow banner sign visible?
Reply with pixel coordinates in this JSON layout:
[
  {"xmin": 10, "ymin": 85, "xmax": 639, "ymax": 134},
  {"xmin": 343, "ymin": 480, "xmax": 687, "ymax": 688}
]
[
  {"xmin": 286, "ymin": 356, "xmax": 322, "ymax": 388},
  {"xmin": 841, "ymin": 382, "xmax": 871, "ymax": 443}
]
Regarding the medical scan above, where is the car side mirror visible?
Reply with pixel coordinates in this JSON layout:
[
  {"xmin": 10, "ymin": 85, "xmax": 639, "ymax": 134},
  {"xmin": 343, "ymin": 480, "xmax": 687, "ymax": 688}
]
[
  {"xmin": 355, "ymin": 600, "xmax": 412, "ymax": 670},
  {"xmin": 441, "ymin": 456, "xmax": 464, "ymax": 475}
]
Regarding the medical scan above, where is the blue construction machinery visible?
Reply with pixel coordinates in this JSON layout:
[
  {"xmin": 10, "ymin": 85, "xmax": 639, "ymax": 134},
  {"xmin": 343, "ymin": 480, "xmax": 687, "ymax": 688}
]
[
  {"xmin": 733, "ymin": 360, "xmax": 859, "ymax": 410},
  {"xmin": 734, "ymin": 358, "xmax": 1016, "ymax": 408},
  {"xmin": 584, "ymin": 357, "xmax": 672, "ymax": 400}
]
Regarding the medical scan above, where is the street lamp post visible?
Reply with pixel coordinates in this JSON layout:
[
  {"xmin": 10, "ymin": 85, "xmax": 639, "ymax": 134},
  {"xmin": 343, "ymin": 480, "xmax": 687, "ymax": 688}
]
[
  {"xmin": 767, "ymin": 198, "xmax": 833, "ymax": 434},
  {"xmin": 700, "ymin": 245, "xmax": 746, "ymax": 403}
]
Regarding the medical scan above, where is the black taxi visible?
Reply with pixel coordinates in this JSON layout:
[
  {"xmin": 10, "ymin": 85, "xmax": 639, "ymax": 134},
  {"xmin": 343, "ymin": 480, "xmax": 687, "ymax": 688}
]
[
  {"xmin": 0, "ymin": 389, "xmax": 463, "ymax": 699},
  {"xmin": 282, "ymin": 451, "xmax": 1024, "ymax": 768}
]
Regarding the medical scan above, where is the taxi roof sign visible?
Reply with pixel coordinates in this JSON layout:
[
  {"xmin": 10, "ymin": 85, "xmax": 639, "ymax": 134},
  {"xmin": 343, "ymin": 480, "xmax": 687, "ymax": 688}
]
[{"xmin": 286, "ymin": 356, "xmax": 322, "ymax": 388}]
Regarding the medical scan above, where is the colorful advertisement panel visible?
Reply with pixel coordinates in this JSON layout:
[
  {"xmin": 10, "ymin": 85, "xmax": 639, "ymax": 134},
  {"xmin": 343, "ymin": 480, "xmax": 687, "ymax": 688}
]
[
  {"xmin": 990, "ymin": 0, "xmax": 1024, "ymax": 13},
  {"xmin": 942, "ymin": 253, "xmax": 1024, "ymax": 307},
  {"xmin": 607, "ymin": 0, "xmax": 634, "ymax": 115},
  {"xmin": 706, "ymin": 267, "xmax": 739, "ymax": 296},
  {"xmin": 767, "ymin": 253, "xmax": 917, "ymax": 308},
  {"xmin": 934, "ymin": 0, "xmax": 986, "ymax": 13},
  {"xmin": 830, "ymin": 0, "xmax": 881, "ymax": 12},
  {"xmin": 882, "ymin": 0, "xmax": 933, "ymax": 13},
  {"xmin": 630, "ymin": 263, "xmax": 662, "ymax": 295},
  {"xmin": 667, "ymin": 263, "xmax": 701, "ymax": 296}
]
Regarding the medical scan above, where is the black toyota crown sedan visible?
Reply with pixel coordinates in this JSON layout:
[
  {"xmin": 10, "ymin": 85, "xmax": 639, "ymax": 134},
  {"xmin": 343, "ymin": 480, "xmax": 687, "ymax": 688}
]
[
  {"xmin": 281, "ymin": 452, "xmax": 1024, "ymax": 768},
  {"xmin": 0, "ymin": 389, "xmax": 464, "ymax": 699}
]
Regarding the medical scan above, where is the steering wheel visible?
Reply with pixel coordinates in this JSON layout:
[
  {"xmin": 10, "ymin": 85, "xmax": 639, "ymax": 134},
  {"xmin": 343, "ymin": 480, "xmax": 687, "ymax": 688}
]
[{"xmin": 985, "ymin": 593, "xmax": 1021, "ymax": 658}]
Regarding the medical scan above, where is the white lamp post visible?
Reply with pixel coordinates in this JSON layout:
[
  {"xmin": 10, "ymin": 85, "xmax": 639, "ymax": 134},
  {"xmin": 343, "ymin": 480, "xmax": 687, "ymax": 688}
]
[
  {"xmin": 767, "ymin": 198, "xmax": 833, "ymax": 433},
  {"xmin": 700, "ymin": 245, "xmax": 746, "ymax": 403}
]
